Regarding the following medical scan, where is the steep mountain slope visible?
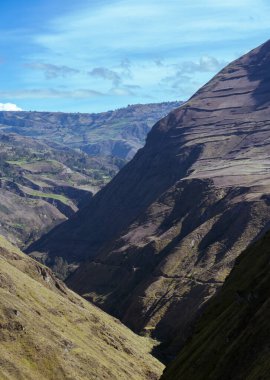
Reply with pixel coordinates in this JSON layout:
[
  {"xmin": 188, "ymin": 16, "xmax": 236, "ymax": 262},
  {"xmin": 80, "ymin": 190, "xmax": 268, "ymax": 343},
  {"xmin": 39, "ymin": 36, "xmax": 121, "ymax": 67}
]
[
  {"xmin": 161, "ymin": 230, "xmax": 270, "ymax": 380},
  {"xmin": 0, "ymin": 101, "xmax": 181, "ymax": 160},
  {"xmin": 0, "ymin": 235, "xmax": 163, "ymax": 380},
  {"xmin": 0, "ymin": 132, "xmax": 119, "ymax": 248},
  {"xmin": 0, "ymin": 102, "xmax": 180, "ymax": 248},
  {"xmin": 28, "ymin": 40, "xmax": 270, "ymax": 351}
]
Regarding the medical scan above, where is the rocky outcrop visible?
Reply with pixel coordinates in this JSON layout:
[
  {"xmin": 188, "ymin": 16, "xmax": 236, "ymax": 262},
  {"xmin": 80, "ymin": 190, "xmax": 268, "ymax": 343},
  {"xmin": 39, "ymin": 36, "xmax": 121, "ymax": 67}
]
[{"xmin": 28, "ymin": 40, "xmax": 270, "ymax": 354}]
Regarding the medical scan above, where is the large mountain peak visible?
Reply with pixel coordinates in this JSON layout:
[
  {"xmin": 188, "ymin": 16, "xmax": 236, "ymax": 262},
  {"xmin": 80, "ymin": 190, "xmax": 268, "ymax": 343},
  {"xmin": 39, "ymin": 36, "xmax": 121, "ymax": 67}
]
[
  {"xmin": 189, "ymin": 39, "xmax": 270, "ymax": 108},
  {"xmin": 148, "ymin": 39, "xmax": 270, "ymax": 142}
]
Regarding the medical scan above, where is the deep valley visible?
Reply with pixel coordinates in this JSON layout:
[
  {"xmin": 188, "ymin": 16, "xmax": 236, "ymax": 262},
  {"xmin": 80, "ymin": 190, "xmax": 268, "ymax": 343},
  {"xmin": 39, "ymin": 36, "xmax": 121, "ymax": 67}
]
[
  {"xmin": 28, "ymin": 40, "xmax": 270, "ymax": 364},
  {"xmin": 1, "ymin": 22, "xmax": 270, "ymax": 380}
]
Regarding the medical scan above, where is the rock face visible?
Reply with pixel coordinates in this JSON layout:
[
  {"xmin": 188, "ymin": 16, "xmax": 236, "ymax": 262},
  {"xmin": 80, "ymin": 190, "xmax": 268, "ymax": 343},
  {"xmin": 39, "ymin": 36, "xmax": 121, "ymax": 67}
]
[
  {"xmin": 28, "ymin": 40, "xmax": 270, "ymax": 352},
  {"xmin": 161, "ymin": 230, "xmax": 270, "ymax": 380},
  {"xmin": 0, "ymin": 235, "xmax": 163, "ymax": 380}
]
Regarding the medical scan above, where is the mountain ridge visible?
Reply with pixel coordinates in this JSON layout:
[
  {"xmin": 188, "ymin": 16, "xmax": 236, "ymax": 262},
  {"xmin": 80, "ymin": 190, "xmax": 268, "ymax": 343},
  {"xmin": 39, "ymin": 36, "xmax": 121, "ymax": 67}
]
[
  {"xmin": 0, "ymin": 101, "xmax": 181, "ymax": 160},
  {"xmin": 28, "ymin": 40, "xmax": 270, "ymax": 355}
]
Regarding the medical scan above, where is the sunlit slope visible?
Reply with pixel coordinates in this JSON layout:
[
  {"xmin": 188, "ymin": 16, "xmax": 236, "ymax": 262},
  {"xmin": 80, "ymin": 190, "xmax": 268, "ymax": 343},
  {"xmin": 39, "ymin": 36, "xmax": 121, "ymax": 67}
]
[{"xmin": 0, "ymin": 236, "xmax": 163, "ymax": 380}]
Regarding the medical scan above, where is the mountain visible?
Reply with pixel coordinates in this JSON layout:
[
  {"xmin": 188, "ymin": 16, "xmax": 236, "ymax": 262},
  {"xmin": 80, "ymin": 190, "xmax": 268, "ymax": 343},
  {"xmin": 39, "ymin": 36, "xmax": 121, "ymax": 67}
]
[
  {"xmin": 0, "ymin": 101, "xmax": 181, "ymax": 161},
  {"xmin": 28, "ymin": 40, "xmax": 270, "ymax": 354},
  {"xmin": 161, "ymin": 230, "xmax": 270, "ymax": 380},
  {"xmin": 0, "ymin": 235, "xmax": 163, "ymax": 380}
]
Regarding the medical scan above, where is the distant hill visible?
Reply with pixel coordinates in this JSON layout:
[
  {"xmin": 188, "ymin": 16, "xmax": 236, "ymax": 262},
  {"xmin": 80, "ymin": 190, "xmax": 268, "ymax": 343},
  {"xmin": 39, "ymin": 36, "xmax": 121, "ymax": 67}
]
[{"xmin": 0, "ymin": 101, "xmax": 181, "ymax": 160}]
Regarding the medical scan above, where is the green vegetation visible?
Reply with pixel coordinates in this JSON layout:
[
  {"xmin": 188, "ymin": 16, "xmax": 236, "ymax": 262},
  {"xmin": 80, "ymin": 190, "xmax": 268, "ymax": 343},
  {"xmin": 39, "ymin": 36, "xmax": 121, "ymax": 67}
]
[
  {"xmin": 6, "ymin": 159, "xmax": 29, "ymax": 165},
  {"xmin": 27, "ymin": 191, "xmax": 70, "ymax": 205},
  {"xmin": 11, "ymin": 223, "xmax": 25, "ymax": 231}
]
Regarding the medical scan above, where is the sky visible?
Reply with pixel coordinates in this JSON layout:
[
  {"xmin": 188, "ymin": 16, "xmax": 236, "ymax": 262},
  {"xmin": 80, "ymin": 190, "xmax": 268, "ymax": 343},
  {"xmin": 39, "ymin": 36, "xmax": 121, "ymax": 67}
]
[{"xmin": 0, "ymin": 0, "xmax": 270, "ymax": 113}]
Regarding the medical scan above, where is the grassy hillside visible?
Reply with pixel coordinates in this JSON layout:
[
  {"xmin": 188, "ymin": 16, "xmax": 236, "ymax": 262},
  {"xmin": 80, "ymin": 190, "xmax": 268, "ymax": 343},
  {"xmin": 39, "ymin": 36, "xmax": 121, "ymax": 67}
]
[
  {"xmin": 161, "ymin": 231, "xmax": 270, "ymax": 380},
  {"xmin": 0, "ymin": 235, "xmax": 164, "ymax": 380}
]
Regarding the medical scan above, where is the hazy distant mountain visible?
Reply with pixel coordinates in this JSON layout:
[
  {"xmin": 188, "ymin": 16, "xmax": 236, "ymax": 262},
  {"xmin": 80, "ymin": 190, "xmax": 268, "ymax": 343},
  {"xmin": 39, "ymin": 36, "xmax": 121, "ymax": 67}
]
[{"xmin": 28, "ymin": 40, "xmax": 270, "ymax": 358}]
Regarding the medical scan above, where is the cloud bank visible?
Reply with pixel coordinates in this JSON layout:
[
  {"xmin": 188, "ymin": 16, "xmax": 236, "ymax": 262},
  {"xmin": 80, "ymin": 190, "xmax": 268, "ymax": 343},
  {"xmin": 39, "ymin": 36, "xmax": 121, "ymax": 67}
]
[{"xmin": 0, "ymin": 103, "xmax": 23, "ymax": 111}]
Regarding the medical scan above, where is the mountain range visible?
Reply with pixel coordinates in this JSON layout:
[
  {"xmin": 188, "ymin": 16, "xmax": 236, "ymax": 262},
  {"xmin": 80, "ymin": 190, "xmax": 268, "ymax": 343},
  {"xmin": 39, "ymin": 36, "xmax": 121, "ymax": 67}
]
[
  {"xmin": 2, "ymin": 38, "xmax": 270, "ymax": 379},
  {"xmin": 28, "ymin": 39, "xmax": 270, "ymax": 360}
]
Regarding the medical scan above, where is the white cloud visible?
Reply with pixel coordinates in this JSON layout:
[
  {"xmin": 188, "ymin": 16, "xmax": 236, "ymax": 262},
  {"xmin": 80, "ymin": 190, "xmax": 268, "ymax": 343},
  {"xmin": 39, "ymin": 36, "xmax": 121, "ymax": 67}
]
[
  {"xmin": 109, "ymin": 87, "xmax": 135, "ymax": 96},
  {"xmin": 179, "ymin": 56, "xmax": 226, "ymax": 74},
  {"xmin": 0, "ymin": 103, "xmax": 23, "ymax": 111}
]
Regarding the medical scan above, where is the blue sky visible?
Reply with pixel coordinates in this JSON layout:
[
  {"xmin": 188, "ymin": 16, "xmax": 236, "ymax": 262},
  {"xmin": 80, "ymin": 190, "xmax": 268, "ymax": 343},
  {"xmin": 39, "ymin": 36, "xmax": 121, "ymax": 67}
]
[{"xmin": 0, "ymin": 0, "xmax": 270, "ymax": 112}]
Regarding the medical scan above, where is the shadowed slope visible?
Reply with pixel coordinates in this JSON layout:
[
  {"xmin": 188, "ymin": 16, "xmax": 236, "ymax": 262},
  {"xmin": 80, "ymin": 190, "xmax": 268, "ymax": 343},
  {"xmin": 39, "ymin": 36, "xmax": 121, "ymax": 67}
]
[{"xmin": 161, "ymin": 230, "xmax": 270, "ymax": 380}]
